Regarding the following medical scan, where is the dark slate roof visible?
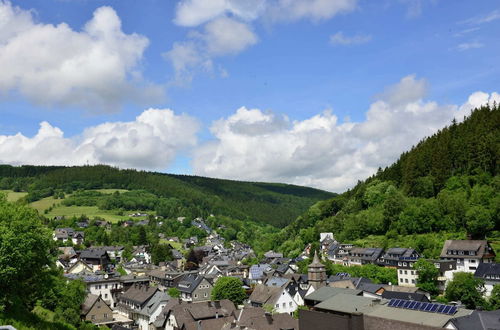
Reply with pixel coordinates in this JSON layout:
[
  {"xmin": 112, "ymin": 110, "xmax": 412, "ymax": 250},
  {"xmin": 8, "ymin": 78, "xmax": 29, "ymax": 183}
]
[
  {"xmin": 441, "ymin": 240, "xmax": 495, "ymax": 259},
  {"xmin": 381, "ymin": 291, "xmax": 430, "ymax": 302},
  {"xmin": 176, "ymin": 274, "xmax": 205, "ymax": 294},
  {"xmin": 236, "ymin": 307, "xmax": 299, "ymax": 330},
  {"xmin": 448, "ymin": 310, "xmax": 500, "ymax": 330},
  {"xmin": 79, "ymin": 248, "xmax": 109, "ymax": 259},
  {"xmin": 357, "ymin": 282, "xmax": 385, "ymax": 294},
  {"xmin": 475, "ymin": 262, "xmax": 500, "ymax": 280}
]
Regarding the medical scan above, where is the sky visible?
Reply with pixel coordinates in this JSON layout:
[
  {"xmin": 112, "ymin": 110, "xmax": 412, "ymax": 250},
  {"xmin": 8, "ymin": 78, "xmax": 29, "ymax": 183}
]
[{"xmin": 0, "ymin": 0, "xmax": 499, "ymax": 192}]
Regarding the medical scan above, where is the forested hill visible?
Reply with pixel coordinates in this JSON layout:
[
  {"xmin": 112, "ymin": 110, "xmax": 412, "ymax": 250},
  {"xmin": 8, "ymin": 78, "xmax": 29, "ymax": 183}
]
[
  {"xmin": 0, "ymin": 164, "xmax": 334, "ymax": 227},
  {"xmin": 269, "ymin": 104, "xmax": 499, "ymax": 258}
]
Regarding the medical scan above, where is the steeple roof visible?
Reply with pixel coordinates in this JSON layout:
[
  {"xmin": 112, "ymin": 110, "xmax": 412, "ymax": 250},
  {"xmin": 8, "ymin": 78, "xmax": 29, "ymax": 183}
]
[{"xmin": 309, "ymin": 251, "xmax": 324, "ymax": 268}]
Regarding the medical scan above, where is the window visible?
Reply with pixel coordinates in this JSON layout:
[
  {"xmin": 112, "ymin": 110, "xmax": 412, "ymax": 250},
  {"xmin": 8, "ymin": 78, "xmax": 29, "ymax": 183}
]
[
  {"xmin": 411, "ymin": 279, "xmax": 415, "ymax": 284},
  {"xmin": 204, "ymin": 292, "xmax": 207, "ymax": 297},
  {"xmin": 105, "ymin": 284, "xmax": 108, "ymax": 289},
  {"xmin": 289, "ymin": 302, "xmax": 293, "ymax": 307},
  {"xmin": 104, "ymin": 313, "xmax": 108, "ymax": 318},
  {"xmin": 91, "ymin": 315, "xmax": 95, "ymax": 320},
  {"xmin": 194, "ymin": 294, "xmax": 198, "ymax": 298},
  {"xmin": 276, "ymin": 304, "xmax": 279, "ymax": 308},
  {"xmin": 283, "ymin": 303, "xmax": 286, "ymax": 308},
  {"xmin": 470, "ymin": 259, "xmax": 476, "ymax": 263},
  {"xmin": 404, "ymin": 270, "xmax": 407, "ymax": 275},
  {"xmin": 399, "ymin": 278, "xmax": 403, "ymax": 282},
  {"xmin": 405, "ymin": 279, "xmax": 408, "ymax": 283},
  {"xmin": 104, "ymin": 294, "xmax": 108, "ymax": 298},
  {"xmin": 411, "ymin": 271, "xmax": 414, "ymax": 275}
]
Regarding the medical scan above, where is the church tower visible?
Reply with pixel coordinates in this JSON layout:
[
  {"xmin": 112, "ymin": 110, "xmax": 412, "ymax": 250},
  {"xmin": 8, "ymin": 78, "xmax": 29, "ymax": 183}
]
[{"xmin": 308, "ymin": 250, "xmax": 327, "ymax": 290}]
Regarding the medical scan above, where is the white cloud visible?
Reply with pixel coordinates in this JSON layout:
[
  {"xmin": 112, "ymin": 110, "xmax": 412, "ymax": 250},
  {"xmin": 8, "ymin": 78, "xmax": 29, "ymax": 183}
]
[
  {"xmin": 0, "ymin": 109, "xmax": 199, "ymax": 170},
  {"xmin": 169, "ymin": 0, "xmax": 357, "ymax": 83},
  {"xmin": 457, "ymin": 42, "xmax": 484, "ymax": 51},
  {"xmin": 462, "ymin": 9, "xmax": 500, "ymax": 25},
  {"xmin": 0, "ymin": 2, "xmax": 163, "ymax": 112},
  {"xmin": 330, "ymin": 31, "xmax": 371, "ymax": 45},
  {"xmin": 164, "ymin": 16, "xmax": 257, "ymax": 84},
  {"xmin": 266, "ymin": 0, "xmax": 357, "ymax": 22},
  {"xmin": 192, "ymin": 75, "xmax": 499, "ymax": 192},
  {"xmin": 174, "ymin": 0, "xmax": 265, "ymax": 27},
  {"xmin": 204, "ymin": 16, "xmax": 258, "ymax": 55}
]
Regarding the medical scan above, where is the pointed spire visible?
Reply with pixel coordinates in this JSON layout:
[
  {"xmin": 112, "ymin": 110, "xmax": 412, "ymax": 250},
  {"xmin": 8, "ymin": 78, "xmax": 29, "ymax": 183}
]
[{"xmin": 313, "ymin": 250, "xmax": 321, "ymax": 264}]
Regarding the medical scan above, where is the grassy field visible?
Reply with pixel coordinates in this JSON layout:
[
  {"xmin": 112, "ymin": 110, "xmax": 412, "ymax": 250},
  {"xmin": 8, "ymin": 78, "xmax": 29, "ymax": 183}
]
[
  {"xmin": 45, "ymin": 205, "xmax": 153, "ymax": 223},
  {"xmin": 94, "ymin": 189, "xmax": 129, "ymax": 194},
  {"xmin": 30, "ymin": 196, "xmax": 61, "ymax": 212},
  {"xmin": 0, "ymin": 190, "xmax": 28, "ymax": 202},
  {"xmin": 160, "ymin": 239, "xmax": 184, "ymax": 251}
]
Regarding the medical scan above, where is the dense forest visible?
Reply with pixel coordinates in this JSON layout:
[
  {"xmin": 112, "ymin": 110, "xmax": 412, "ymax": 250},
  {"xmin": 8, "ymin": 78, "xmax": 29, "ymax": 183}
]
[
  {"xmin": 266, "ymin": 104, "xmax": 499, "ymax": 258},
  {"xmin": 0, "ymin": 165, "xmax": 334, "ymax": 228}
]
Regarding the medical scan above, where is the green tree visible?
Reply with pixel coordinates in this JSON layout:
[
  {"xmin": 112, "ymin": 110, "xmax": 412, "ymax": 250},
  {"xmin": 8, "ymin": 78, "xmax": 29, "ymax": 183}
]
[
  {"xmin": 151, "ymin": 244, "xmax": 172, "ymax": 265},
  {"xmin": 413, "ymin": 259, "xmax": 439, "ymax": 296},
  {"xmin": 0, "ymin": 196, "xmax": 52, "ymax": 311},
  {"xmin": 445, "ymin": 272, "xmax": 486, "ymax": 309},
  {"xmin": 167, "ymin": 287, "xmax": 181, "ymax": 298},
  {"xmin": 211, "ymin": 277, "xmax": 246, "ymax": 305},
  {"xmin": 137, "ymin": 226, "xmax": 148, "ymax": 246},
  {"xmin": 489, "ymin": 285, "xmax": 500, "ymax": 310},
  {"xmin": 466, "ymin": 206, "xmax": 494, "ymax": 239}
]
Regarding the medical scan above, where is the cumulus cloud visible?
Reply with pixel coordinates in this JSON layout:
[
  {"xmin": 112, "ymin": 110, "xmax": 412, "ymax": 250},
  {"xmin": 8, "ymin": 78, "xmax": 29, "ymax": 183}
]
[
  {"xmin": 330, "ymin": 31, "xmax": 371, "ymax": 45},
  {"xmin": 164, "ymin": 16, "xmax": 257, "ymax": 84},
  {"xmin": 0, "ymin": 1, "xmax": 163, "ymax": 112},
  {"xmin": 0, "ymin": 109, "xmax": 199, "ymax": 170},
  {"xmin": 168, "ymin": 0, "xmax": 357, "ymax": 83},
  {"xmin": 192, "ymin": 75, "xmax": 499, "ymax": 192}
]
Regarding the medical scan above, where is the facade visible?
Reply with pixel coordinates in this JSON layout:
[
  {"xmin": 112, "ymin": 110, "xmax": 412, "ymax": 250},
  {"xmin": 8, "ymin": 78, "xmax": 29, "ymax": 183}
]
[
  {"xmin": 81, "ymin": 294, "xmax": 114, "ymax": 325},
  {"xmin": 440, "ymin": 240, "xmax": 495, "ymax": 273},
  {"xmin": 348, "ymin": 247, "xmax": 384, "ymax": 266},
  {"xmin": 176, "ymin": 273, "xmax": 213, "ymax": 302},
  {"xmin": 249, "ymin": 284, "xmax": 298, "ymax": 315},
  {"xmin": 379, "ymin": 248, "xmax": 420, "ymax": 268}
]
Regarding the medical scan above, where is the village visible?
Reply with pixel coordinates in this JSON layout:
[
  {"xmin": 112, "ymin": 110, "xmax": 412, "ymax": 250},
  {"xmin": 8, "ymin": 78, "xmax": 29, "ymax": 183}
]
[{"xmin": 53, "ymin": 217, "xmax": 500, "ymax": 330}]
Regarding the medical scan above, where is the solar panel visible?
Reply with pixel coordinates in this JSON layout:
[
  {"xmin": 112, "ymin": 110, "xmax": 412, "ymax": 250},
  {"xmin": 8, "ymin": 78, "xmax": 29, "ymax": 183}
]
[
  {"xmin": 408, "ymin": 301, "xmax": 416, "ymax": 309},
  {"xmin": 388, "ymin": 299, "xmax": 396, "ymax": 307},
  {"xmin": 420, "ymin": 302, "xmax": 428, "ymax": 311},
  {"xmin": 397, "ymin": 300, "xmax": 406, "ymax": 307},
  {"xmin": 449, "ymin": 307, "xmax": 457, "ymax": 315},
  {"xmin": 403, "ymin": 300, "xmax": 412, "ymax": 308},
  {"xmin": 430, "ymin": 304, "xmax": 438, "ymax": 312},
  {"xmin": 442, "ymin": 306, "xmax": 451, "ymax": 314},
  {"xmin": 413, "ymin": 302, "xmax": 422, "ymax": 310},
  {"xmin": 437, "ymin": 305, "xmax": 446, "ymax": 313}
]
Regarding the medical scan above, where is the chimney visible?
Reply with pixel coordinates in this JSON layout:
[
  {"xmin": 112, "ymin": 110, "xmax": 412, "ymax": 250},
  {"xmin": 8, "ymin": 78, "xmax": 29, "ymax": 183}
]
[
  {"xmin": 215, "ymin": 311, "xmax": 219, "ymax": 319},
  {"xmin": 264, "ymin": 312, "xmax": 273, "ymax": 324},
  {"xmin": 197, "ymin": 320, "xmax": 202, "ymax": 330}
]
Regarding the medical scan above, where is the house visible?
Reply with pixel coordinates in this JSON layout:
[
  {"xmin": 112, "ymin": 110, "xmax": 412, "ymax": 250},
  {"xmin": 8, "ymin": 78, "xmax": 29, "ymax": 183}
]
[
  {"xmin": 133, "ymin": 290, "xmax": 170, "ymax": 330},
  {"xmin": 81, "ymin": 294, "xmax": 114, "ymax": 325},
  {"xmin": 445, "ymin": 309, "xmax": 500, "ymax": 330},
  {"xmin": 176, "ymin": 273, "xmax": 213, "ymax": 302},
  {"xmin": 249, "ymin": 264, "xmax": 272, "ymax": 283},
  {"xmin": 116, "ymin": 284, "xmax": 159, "ymax": 319},
  {"xmin": 148, "ymin": 270, "xmax": 183, "ymax": 290},
  {"xmin": 79, "ymin": 248, "xmax": 111, "ymax": 271},
  {"xmin": 440, "ymin": 240, "xmax": 496, "ymax": 272},
  {"xmin": 328, "ymin": 243, "xmax": 354, "ymax": 265},
  {"xmin": 264, "ymin": 250, "xmax": 284, "ymax": 259},
  {"xmin": 379, "ymin": 247, "xmax": 420, "ymax": 268},
  {"xmin": 303, "ymin": 287, "xmax": 363, "ymax": 307},
  {"xmin": 53, "ymin": 228, "xmax": 85, "ymax": 245},
  {"xmin": 249, "ymin": 284, "xmax": 298, "ymax": 315},
  {"xmin": 131, "ymin": 246, "xmax": 151, "ymax": 264},
  {"xmin": 66, "ymin": 273, "xmax": 123, "ymax": 307},
  {"xmin": 397, "ymin": 259, "xmax": 458, "ymax": 290},
  {"xmin": 300, "ymin": 290, "xmax": 474, "ymax": 330},
  {"xmin": 396, "ymin": 260, "xmax": 419, "ymax": 287},
  {"xmin": 154, "ymin": 299, "xmax": 236, "ymax": 330},
  {"xmin": 348, "ymin": 247, "xmax": 384, "ymax": 266},
  {"xmin": 474, "ymin": 262, "xmax": 500, "ymax": 296},
  {"xmin": 66, "ymin": 259, "xmax": 93, "ymax": 274}
]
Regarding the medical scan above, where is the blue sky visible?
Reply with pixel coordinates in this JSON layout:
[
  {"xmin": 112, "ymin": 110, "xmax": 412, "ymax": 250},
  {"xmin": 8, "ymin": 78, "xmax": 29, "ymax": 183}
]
[{"xmin": 0, "ymin": 0, "xmax": 499, "ymax": 192}]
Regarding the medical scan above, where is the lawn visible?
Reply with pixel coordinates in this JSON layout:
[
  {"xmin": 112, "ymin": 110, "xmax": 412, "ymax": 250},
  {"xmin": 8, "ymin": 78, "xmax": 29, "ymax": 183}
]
[
  {"xmin": 0, "ymin": 190, "xmax": 28, "ymax": 202},
  {"xmin": 30, "ymin": 196, "xmax": 61, "ymax": 212},
  {"xmin": 160, "ymin": 239, "xmax": 184, "ymax": 251},
  {"xmin": 93, "ymin": 189, "xmax": 129, "ymax": 194},
  {"xmin": 45, "ymin": 205, "xmax": 153, "ymax": 223}
]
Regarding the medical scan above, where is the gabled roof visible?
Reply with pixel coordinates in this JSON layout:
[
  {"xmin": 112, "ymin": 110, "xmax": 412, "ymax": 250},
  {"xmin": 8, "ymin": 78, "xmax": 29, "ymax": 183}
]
[
  {"xmin": 474, "ymin": 262, "xmax": 500, "ymax": 279},
  {"xmin": 440, "ymin": 240, "xmax": 495, "ymax": 259},
  {"xmin": 249, "ymin": 285, "xmax": 284, "ymax": 305},
  {"xmin": 81, "ymin": 294, "xmax": 100, "ymax": 316},
  {"xmin": 137, "ymin": 290, "xmax": 170, "ymax": 317},
  {"xmin": 176, "ymin": 273, "xmax": 206, "ymax": 294},
  {"xmin": 79, "ymin": 248, "xmax": 109, "ymax": 260},
  {"xmin": 236, "ymin": 307, "xmax": 298, "ymax": 330},
  {"xmin": 447, "ymin": 310, "xmax": 500, "ymax": 330},
  {"xmin": 119, "ymin": 285, "xmax": 158, "ymax": 306}
]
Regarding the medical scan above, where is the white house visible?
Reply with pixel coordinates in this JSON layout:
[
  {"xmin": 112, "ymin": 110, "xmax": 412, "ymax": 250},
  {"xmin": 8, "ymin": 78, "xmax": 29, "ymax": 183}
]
[
  {"xmin": 249, "ymin": 284, "xmax": 298, "ymax": 315},
  {"xmin": 440, "ymin": 240, "xmax": 496, "ymax": 273}
]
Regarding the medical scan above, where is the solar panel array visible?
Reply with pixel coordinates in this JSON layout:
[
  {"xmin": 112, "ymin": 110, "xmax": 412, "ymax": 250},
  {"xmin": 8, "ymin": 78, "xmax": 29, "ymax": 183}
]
[{"xmin": 387, "ymin": 299, "xmax": 457, "ymax": 315}]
